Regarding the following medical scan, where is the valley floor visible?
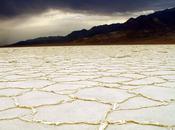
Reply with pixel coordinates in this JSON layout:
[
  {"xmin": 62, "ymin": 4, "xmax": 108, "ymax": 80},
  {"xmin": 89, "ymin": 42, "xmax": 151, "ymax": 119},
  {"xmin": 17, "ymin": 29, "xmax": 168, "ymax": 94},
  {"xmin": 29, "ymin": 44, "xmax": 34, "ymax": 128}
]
[{"xmin": 0, "ymin": 45, "xmax": 175, "ymax": 130}]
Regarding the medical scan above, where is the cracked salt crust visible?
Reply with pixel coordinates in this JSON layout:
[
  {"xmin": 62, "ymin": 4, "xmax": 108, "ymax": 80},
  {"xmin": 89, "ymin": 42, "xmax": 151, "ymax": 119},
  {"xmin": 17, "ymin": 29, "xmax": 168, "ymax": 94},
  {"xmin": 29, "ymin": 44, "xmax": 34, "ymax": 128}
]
[{"xmin": 0, "ymin": 45, "xmax": 175, "ymax": 130}]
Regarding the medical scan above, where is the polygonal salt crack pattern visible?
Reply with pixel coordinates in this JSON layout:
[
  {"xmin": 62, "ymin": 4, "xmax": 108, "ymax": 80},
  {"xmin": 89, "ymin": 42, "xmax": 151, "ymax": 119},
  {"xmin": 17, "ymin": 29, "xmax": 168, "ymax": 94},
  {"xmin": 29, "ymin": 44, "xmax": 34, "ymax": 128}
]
[{"xmin": 0, "ymin": 45, "xmax": 175, "ymax": 130}]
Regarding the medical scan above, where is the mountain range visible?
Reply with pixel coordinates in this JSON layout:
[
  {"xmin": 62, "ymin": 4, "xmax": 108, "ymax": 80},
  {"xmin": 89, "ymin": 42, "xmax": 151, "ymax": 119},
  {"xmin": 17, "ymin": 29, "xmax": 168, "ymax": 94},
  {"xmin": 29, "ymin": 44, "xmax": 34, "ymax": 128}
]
[{"xmin": 8, "ymin": 7, "xmax": 175, "ymax": 47}]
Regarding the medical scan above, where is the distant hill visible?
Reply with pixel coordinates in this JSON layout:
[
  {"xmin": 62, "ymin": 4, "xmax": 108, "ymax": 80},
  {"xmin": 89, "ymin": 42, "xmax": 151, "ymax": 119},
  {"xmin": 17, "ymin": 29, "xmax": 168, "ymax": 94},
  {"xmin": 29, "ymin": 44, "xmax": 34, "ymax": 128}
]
[{"xmin": 8, "ymin": 7, "xmax": 175, "ymax": 47}]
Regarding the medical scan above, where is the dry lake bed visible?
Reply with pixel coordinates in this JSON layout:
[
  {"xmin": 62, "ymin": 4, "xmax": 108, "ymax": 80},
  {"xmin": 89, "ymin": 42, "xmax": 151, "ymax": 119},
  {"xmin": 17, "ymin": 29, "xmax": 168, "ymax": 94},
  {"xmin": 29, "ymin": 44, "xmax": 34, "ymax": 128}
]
[{"xmin": 0, "ymin": 45, "xmax": 175, "ymax": 130}]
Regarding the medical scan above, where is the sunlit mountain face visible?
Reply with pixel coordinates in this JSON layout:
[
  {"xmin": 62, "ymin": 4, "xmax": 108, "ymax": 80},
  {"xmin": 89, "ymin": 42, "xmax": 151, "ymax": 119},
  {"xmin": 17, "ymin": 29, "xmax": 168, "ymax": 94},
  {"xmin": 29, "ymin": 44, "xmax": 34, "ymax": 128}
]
[{"xmin": 0, "ymin": 0, "xmax": 175, "ymax": 46}]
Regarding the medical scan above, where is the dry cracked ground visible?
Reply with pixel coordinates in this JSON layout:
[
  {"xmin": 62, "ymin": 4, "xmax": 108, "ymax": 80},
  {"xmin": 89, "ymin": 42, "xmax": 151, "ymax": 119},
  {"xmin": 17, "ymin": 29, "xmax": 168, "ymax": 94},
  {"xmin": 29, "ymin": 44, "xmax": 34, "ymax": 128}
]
[{"xmin": 0, "ymin": 45, "xmax": 175, "ymax": 130}]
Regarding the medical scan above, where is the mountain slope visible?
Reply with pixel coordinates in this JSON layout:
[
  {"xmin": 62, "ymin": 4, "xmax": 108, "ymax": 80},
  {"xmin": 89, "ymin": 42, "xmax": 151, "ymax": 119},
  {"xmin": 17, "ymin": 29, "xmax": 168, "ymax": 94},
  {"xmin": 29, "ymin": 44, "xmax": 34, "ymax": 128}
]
[{"xmin": 9, "ymin": 7, "xmax": 175, "ymax": 47}]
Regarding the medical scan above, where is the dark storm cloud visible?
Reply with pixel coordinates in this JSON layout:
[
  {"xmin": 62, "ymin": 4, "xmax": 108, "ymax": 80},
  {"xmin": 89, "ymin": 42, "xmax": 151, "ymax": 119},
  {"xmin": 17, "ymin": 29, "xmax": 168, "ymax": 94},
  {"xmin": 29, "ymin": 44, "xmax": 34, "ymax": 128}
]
[{"xmin": 0, "ymin": 0, "xmax": 175, "ymax": 19}]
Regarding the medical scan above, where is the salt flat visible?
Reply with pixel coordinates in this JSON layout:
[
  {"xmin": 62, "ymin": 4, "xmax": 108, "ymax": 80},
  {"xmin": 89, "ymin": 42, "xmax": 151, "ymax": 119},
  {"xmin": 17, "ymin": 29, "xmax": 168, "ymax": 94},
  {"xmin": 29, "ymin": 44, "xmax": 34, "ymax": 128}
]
[{"xmin": 0, "ymin": 45, "xmax": 175, "ymax": 130}]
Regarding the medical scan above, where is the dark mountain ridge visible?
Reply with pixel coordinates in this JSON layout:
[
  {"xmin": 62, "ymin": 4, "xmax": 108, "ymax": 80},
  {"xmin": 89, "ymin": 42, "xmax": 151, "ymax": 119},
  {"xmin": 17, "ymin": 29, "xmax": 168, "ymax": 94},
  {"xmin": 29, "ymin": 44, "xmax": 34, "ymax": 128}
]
[{"xmin": 9, "ymin": 7, "xmax": 175, "ymax": 47}]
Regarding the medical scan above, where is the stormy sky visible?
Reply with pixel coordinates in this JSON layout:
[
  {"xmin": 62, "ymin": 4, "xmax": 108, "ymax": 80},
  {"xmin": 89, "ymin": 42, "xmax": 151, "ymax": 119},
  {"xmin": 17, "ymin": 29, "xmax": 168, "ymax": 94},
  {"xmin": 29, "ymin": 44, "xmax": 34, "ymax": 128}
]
[{"xmin": 0, "ymin": 0, "xmax": 175, "ymax": 46}]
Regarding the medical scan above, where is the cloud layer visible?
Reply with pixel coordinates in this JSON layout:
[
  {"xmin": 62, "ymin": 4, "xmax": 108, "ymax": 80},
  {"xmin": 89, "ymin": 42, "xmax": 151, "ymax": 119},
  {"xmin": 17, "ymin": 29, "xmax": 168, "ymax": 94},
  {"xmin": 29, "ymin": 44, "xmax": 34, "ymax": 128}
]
[{"xmin": 1, "ymin": 0, "xmax": 175, "ymax": 19}]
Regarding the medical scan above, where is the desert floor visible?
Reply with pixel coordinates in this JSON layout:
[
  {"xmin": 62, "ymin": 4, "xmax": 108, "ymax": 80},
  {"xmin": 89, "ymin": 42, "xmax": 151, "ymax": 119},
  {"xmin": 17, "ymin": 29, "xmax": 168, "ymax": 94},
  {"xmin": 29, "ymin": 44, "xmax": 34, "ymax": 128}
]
[{"xmin": 0, "ymin": 45, "xmax": 175, "ymax": 130}]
